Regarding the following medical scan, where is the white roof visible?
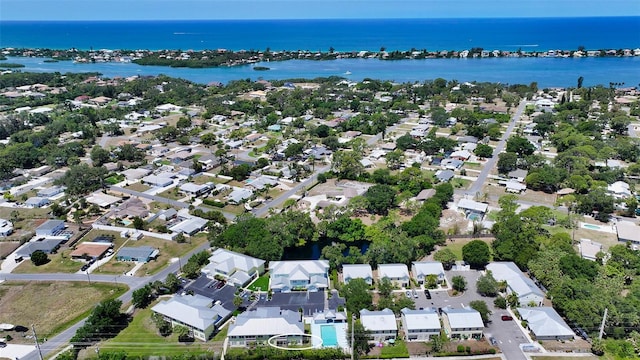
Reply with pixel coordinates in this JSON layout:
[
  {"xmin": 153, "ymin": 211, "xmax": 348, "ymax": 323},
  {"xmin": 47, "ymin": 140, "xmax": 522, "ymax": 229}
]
[
  {"xmin": 207, "ymin": 248, "xmax": 265, "ymax": 275},
  {"xmin": 227, "ymin": 188, "xmax": 253, "ymax": 203},
  {"xmin": 270, "ymin": 260, "xmax": 329, "ymax": 289},
  {"xmin": 342, "ymin": 264, "xmax": 373, "ymax": 280},
  {"xmin": 378, "ymin": 263, "xmax": 409, "ymax": 279},
  {"xmin": 170, "ymin": 217, "xmax": 208, "ymax": 234},
  {"xmin": 458, "ymin": 198, "xmax": 488, "ymax": 213},
  {"xmin": 616, "ymin": 221, "xmax": 640, "ymax": 243},
  {"xmin": 579, "ymin": 239, "xmax": 603, "ymax": 260},
  {"xmin": 401, "ymin": 308, "xmax": 440, "ymax": 331},
  {"xmin": 486, "ymin": 262, "xmax": 544, "ymax": 299},
  {"xmin": 228, "ymin": 307, "xmax": 303, "ymax": 337},
  {"xmin": 442, "ymin": 307, "xmax": 484, "ymax": 329},
  {"xmin": 86, "ymin": 192, "xmax": 121, "ymax": 207},
  {"xmin": 180, "ymin": 182, "xmax": 209, "ymax": 193},
  {"xmin": 152, "ymin": 294, "xmax": 230, "ymax": 331},
  {"xmin": 517, "ymin": 307, "xmax": 574, "ymax": 338},
  {"xmin": 412, "ymin": 261, "xmax": 445, "ymax": 277},
  {"xmin": 360, "ymin": 308, "xmax": 397, "ymax": 332}
]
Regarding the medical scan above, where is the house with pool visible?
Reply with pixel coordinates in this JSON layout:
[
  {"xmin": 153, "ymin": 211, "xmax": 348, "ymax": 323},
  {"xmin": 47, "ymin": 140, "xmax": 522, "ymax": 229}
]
[
  {"xmin": 227, "ymin": 307, "xmax": 304, "ymax": 347},
  {"xmin": 310, "ymin": 309, "xmax": 349, "ymax": 350}
]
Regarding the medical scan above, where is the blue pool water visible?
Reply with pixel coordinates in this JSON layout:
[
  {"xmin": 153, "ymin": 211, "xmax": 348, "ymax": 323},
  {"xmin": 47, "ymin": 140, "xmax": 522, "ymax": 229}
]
[
  {"xmin": 321, "ymin": 325, "xmax": 338, "ymax": 347},
  {"xmin": 583, "ymin": 224, "xmax": 601, "ymax": 230}
]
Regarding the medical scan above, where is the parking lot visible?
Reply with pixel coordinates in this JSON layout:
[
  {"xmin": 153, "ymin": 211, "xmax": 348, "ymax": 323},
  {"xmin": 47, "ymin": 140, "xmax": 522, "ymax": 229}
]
[
  {"xmin": 410, "ymin": 269, "xmax": 528, "ymax": 360},
  {"xmin": 184, "ymin": 275, "xmax": 238, "ymax": 311},
  {"xmin": 254, "ymin": 291, "xmax": 325, "ymax": 316}
]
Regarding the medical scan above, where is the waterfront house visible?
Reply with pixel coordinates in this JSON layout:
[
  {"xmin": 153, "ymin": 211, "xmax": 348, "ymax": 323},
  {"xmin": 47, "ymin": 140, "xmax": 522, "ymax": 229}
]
[
  {"xmin": 377, "ymin": 263, "xmax": 410, "ymax": 288},
  {"xmin": 202, "ymin": 248, "xmax": 265, "ymax": 287},
  {"xmin": 269, "ymin": 260, "xmax": 330, "ymax": 292},
  {"xmin": 342, "ymin": 264, "xmax": 373, "ymax": 285}
]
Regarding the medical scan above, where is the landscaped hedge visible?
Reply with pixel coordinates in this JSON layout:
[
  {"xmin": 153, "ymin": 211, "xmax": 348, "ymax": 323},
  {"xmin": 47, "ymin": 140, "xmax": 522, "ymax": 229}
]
[{"xmin": 203, "ymin": 198, "xmax": 226, "ymax": 207}]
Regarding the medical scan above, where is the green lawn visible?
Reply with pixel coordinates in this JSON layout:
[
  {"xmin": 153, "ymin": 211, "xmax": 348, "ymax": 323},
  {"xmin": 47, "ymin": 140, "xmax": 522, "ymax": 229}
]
[
  {"xmin": 247, "ymin": 274, "xmax": 270, "ymax": 291},
  {"xmin": 101, "ymin": 307, "xmax": 213, "ymax": 357},
  {"xmin": 379, "ymin": 339, "xmax": 409, "ymax": 358}
]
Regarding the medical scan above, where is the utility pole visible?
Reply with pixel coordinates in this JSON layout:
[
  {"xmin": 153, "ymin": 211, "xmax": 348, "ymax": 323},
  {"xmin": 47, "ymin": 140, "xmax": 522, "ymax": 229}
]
[
  {"xmin": 599, "ymin": 308, "xmax": 608, "ymax": 340},
  {"xmin": 351, "ymin": 314, "xmax": 355, "ymax": 360},
  {"xmin": 31, "ymin": 324, "xmax": 44, "ymax": 360},
  {"xmin": 86, "ymin": 270, "xmax": 91, "ymax": 284}
]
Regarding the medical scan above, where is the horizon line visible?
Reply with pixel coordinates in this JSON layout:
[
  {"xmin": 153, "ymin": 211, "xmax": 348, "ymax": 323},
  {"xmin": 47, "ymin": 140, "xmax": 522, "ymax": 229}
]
[{"xmin": 2, "ymin": 15, "xmax": 640, "ymax": 22}]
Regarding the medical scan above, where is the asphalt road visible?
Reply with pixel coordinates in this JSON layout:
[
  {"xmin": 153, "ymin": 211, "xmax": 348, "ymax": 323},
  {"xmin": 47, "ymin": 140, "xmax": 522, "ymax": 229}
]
[
  {"xmin": 413, "ymin": 270, "xmax": 528, "ymax": 360},
  {"xmin": 466, "ymin": 100, "xmax": 528, "ymax": 195},
  {"xmin": 17, "ymin": 242, "xmax": 210, "ymax": 360}
]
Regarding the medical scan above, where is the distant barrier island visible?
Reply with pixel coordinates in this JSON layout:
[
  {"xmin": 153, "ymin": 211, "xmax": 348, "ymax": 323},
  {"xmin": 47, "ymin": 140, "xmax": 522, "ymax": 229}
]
[{"xmin": 2, "ymin": 46, "xmax": 640, "ymax": 69}]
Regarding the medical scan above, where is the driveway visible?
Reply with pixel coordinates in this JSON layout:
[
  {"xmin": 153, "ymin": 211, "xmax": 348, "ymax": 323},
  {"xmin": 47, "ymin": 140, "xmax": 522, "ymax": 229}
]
[{"xmin": 413, "ymin": 269, "xmax": 528, "ymax": 360}]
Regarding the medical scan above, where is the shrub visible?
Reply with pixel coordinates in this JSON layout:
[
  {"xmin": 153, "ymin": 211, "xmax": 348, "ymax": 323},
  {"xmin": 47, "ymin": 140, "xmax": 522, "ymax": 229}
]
[{"xmin": 456, "ymin": 345, "xmax": 465, "ymax": 353}]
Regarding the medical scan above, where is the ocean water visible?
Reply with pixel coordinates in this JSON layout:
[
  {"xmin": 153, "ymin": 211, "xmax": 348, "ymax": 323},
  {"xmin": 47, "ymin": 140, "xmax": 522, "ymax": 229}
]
[
  {"xmin": 4, "ymin": 56, "xmax": 639, "ymax": 88},
  {"xmin": 1, "ymin": 17, "xmax": 639, "ymax": 52}
]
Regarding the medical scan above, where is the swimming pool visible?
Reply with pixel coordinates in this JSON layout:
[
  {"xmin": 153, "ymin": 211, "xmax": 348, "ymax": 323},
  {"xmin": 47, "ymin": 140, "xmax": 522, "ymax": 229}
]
[
  {"xmin": 583, "ymin": 224, "xmax": 601, "ymax": 230},
  {"xmin": 320, "ymin": 325, "xmax": 338, "ymax": 347}
]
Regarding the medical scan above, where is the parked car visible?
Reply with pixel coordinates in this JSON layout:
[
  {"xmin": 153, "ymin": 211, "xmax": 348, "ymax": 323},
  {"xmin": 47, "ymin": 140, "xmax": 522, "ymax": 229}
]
[
  {"xmin": 501, "ymin": 315, "xmax": 513, "ymax": 321},
  {"xmin": 424, "ymin": 289, "xmax": 432, "ymax": 299},
  {"xmin": 489, "ymin": 337, "xmax": 498, "ymax": 346},
  {"xmin": 405, "ymin": 290, "xmax": 412, "ymax": 298},
  {"xmin": 0, "ymin": 342, "xmax": 6, "ymax": 348}
]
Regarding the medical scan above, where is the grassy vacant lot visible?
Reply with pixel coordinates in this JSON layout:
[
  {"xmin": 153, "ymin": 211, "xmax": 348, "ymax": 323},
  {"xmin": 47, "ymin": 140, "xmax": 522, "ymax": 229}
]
[
  {"xmin": 98, "ymin": 306, "xmax": 214, "ymax": 358},
  {"xmin": 0, "ymin": 281, "xmax": 127, "ymax": 340},
  {"xmin": 247, "ymin": 274, "xmax": 269, "ymax": 291},
  {"xmin": 13, "ymin": 249, "xmax": 83, "ymax": 274},
  {"xmin": 442, "ymin": 237, "xmax": 494, "ymax": 260},
  {"xmin": 0, "ymin": 241, "xmax": 20, "ymax": 259},
  {"xmin": 124, "ymin": 182, "xmax": 152, "ymax": 193},
  {"xmin": 98, "ymin": 233, "xmax": 208, "ymax": 276}
]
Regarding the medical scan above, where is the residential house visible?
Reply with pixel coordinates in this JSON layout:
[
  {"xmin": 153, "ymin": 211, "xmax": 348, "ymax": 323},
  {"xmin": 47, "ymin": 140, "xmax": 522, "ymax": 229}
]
[
  {"xmin": 441, "ymin": 158, "xmax": 464, "ymax": 170},
  {"xmin": 269, "ymin": 260, "xmax": 330, "ymax": 292},
  {"xmin": 226, "ymin": 187, "xmax": 253, "ymax": 204},
  {"xmin": 227, "ymin": 307, "xmax": 303, "ymax": 347},
  {"xmin": 616, "ymin": 221, "xmax": 640, "ymax": 246},
  {"xmin": 36, "ymin": 186, "xmax": 65, "ymax": 199},
  {"xmin": 415, "ymin": 189, "xmax": 436, "ymax": 202},
  {"xmin": 579, "ymin": 239, "xmax": 603, "ymax": 261},
  {"xmin": 412, "ymin": 261, "xmax": 446, "ymax": 286},
  {"xmin": 179, "ymin": 182, "xmax": 211, "ymax": 197},
  {"xmin": 342, "ymin": 264, "xmax": 373, "ymax": 285},
  {"xmin": 517, "ymin": 307, "xmax": 574, "ymax": 341},
  {"xmin": 152, "ymin": 294, "xmax": 231, "ymax": 341},
  {"xmin": 607, "ymin": 181, "xmax": 632, "ymax": 199},
  {"xmin": 15, "ymin": 238, "xmax": 65, "ymax": 259},
  {"xmin": 25, "ymin": 197, "xmax": 50, "ymax": 208},
  {"xmin": 450, "ymin": 150, "xmax": 471, "ymax": 161},
  {"xmin": 377, "ymin": 263, "xmax": 410, "ymax": 288},
  {"xmin": 359, "ymin": 309, "xmax": 398, "ymax": 342},
  {"xmin": 70, "ymin": 242, "xmax": 113, "ymax": 260},
  {"xmin": 401, "ymin": 308, "xmax": 441, "ymax": 341},
  {"xmin": 246, "ymin": 175, "xmax": 278, "ymax": 191},
  {"xmin": 170, "ymin": 216, "xmax": 208, "ymax": 236},
  {"xmin": 435, "ymin": 170, "xmax": 454, "ymax": 182},
  {"xmin": 142, "ymin": 174, "xmax": 174, "ymax": 187},
  {"xmin": 441, "ymin": 307, "xmax": 484, "ymax": 339},
  {"xmin": 508, "ymin": 169, "xmax": 528, "ymax": 183},
  {"xmin": 0, "ymin": 219, "xmax": 13, "ymax": 237},
  {"xmin": 36, "ymin": 220, "xmax": 65, "ymax": 237},
  {"xmin": 202, "ymin": 249, "xmax": 266, "ymax": 287},
  {"xmin": 86, "ymin": 192, "xmax": 122, "ymax": 208},
  {"xmin": 116, "ymin": 246, "xmax": 159, "ymax": 262},
  {"xmin": 486, "ymin": 262, "xmax": 545, "ymax": 307},
  {"xmin": 457, "ymin": 199, "xmax": 489, "ymax": 220},
  {"xmin": 503, "ymin": 180, "xmax": 527, "ymax": 193},
  {"xmin": 311, "ymin": 310, "xmax": 349, "ymax": 349}
]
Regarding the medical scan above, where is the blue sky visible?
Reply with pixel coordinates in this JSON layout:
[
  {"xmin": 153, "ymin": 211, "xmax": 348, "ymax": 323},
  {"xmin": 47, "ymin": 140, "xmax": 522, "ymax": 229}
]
[{"xmin": 2, "ymin": 0, "xmax": 639, "ymax": 20}]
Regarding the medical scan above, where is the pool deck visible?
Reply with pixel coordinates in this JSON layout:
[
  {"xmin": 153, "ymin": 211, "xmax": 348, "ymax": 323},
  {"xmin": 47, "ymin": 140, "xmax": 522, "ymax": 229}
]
[
  {"xmin": 580, "ymin": 221, "xmax": 617, "ymax": 234},
  {"xmin": 311, "ymin": 322, "xmax": 349, "ymax": 351}
]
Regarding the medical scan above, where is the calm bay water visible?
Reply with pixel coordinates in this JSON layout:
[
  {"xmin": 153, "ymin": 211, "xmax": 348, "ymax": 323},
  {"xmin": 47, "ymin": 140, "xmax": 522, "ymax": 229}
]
[
  {"xmin": 4, "ymin": 56, "xmax": 639, "ymax": 88},
  {"xmin": 1, "ymin": 18, "xmax": 639, "ymax": 87}
]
